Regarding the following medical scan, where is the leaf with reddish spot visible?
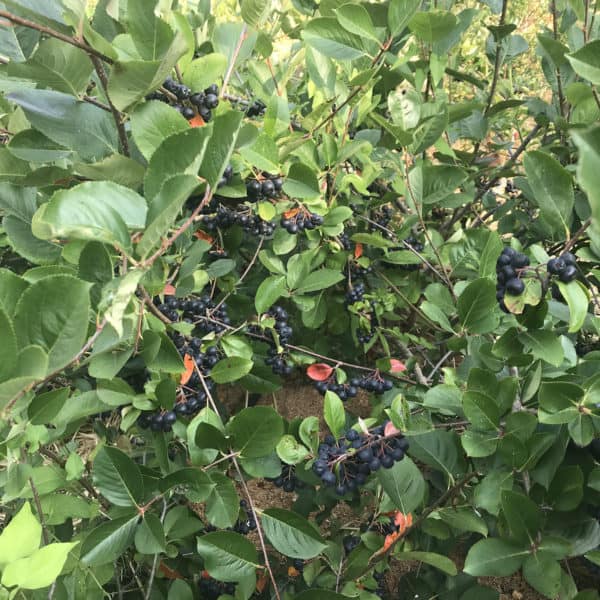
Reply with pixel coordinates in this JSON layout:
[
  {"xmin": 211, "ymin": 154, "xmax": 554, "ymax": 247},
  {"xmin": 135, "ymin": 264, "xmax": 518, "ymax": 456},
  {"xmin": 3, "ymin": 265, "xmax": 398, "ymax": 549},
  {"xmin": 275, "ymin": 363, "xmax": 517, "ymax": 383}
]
[
  {"xmin": 163, "ymin": 284, "xmax": 176, "ymax": 295},
  {"xmin": 354, "ymin": 243, "xmax": 363, "ymax": 258},
  {"xmin": 306, "ymin": 363, "xmax": 334, "ymax": 381},
  {"xmin": 390, "ymin": 359, "xmax": 406, "ymax": 373},
  {"xmin": 384, "ymin": 421, "xmax": 401, "ymax": 437}
]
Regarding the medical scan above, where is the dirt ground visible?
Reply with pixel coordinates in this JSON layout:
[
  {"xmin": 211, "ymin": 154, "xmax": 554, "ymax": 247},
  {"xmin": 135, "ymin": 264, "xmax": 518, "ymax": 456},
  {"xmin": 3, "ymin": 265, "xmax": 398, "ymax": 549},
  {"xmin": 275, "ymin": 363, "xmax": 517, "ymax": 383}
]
[{"xmin": 218, "ymin": 381, "xmax": 600, "ymax": 599}]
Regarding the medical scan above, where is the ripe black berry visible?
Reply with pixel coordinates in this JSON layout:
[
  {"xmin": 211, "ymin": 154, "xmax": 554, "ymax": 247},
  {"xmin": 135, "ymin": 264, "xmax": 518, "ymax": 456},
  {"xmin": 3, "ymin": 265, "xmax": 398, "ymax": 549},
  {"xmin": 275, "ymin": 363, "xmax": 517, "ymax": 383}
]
[
  {"xmin": 204, "ymin": 93, "xmax": 219, "ymax": 109},
  {"xmin": 505, "ymin": 278, "xmax": 525, "ymax": 295},
  {"xmin": 559, "ymin": 264, "xmax": 577, "ymax": 283}
]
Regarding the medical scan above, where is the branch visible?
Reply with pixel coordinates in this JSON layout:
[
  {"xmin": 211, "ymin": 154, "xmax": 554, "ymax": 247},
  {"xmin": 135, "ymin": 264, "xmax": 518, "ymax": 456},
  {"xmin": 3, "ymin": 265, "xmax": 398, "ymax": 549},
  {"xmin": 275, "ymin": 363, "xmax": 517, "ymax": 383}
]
[
  {"xmin": 89, "ymin": 55, "xmax": 130, "ymax": 157},
  {"xmin": 29, "ymin": 477, "xmax": 50, "ymax": 545},
  {"xmin": 220, "ymin": 24, "xmax": 248, "ymax": 99},
  {"xmin": 484, "ymin": 0, "xmax": 509, "ymax": 115},
  {"xmin": 0, "ymin": 10, "xmax": 113, "ymax": 63}
]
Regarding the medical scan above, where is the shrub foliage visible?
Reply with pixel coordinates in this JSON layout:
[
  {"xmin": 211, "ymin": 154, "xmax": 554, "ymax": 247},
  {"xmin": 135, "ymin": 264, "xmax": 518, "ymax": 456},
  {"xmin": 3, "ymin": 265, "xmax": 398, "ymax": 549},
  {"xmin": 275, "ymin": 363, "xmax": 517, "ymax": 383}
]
[{"xmin": 0, "ymin": 0, "xmax": 600, "ymax": 598}]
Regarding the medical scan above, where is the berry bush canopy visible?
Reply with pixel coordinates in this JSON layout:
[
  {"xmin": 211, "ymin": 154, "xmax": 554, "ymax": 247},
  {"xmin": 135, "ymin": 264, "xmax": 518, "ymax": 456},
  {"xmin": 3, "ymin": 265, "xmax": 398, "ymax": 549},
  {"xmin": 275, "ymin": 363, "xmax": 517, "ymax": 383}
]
[{"xmin": 2, "ymin": 0, "xmax": 600, "ymax": 598}]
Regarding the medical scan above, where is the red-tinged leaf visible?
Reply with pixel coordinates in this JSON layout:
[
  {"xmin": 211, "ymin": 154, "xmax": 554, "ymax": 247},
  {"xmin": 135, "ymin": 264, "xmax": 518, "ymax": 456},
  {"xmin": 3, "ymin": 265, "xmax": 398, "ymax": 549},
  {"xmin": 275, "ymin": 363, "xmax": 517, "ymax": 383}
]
[
  {"xmin": 288, "ymin": 566, "xmax": 300, "ymax": 577},
  {"xmin": 384, "ymin": 421, "xmax": 401, "ymax": 437},
  {"xmin": 284, "ymin": 207, "xmax": 300, "ymax": 218},
  {"xmin": 256, "ymin": 572, "xmax": 269, "ymax": 593},
  {"xmin": 306, "ymin": 363, "xmax": 334, "ymax": 381},
  {"xmin": 158, "ymin": 562, "xmax": 183, "ymax": 580},
  {"xmin": 394, "ymin": 512, "xmax": 413, "ymax": 534},
  {"xmin": 181, "ymin": 354, "xmax": 195, "ymax": 385},
  {"xmin": 390, "ymin": 359, "xmax": 406, "ymax": 373},
  {"xmin": 189, "ymin": 115, "xmax": 205, "ymax": 128},
  {"xmin": 195, "ymin": 230, "xmax": 214, "ymax": 243},
  {"xmin": 163, "ymin": 284, "xmax": 176, "ymax": 296},
  {"xmin": 354, "ymin": 243, "xmax": 363, "ymax": 258},
  {"xmin": 383, "ymin": 531, "xmax": 399, "ymax": 551}
]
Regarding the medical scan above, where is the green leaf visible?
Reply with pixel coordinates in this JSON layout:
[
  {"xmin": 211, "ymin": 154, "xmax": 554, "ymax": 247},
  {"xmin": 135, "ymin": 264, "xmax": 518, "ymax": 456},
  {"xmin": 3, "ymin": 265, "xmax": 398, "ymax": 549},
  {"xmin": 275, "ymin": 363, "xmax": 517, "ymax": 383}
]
[
  {"xmin": 135, "ymin": 513, "xmax": 166, "ymax": 554},
  {"xmin": 395, "ymin": 551, "xmax": 457, "ymax": 575},
  {"xmin": 567, "ymin": 40, "xmax": 600, "ymax": 85},
  {"xmin": 420, "ymin": 164, "xmax": 469, "ymax": 204},
  {"xmin": 228, "ymin": 406, "xmax": 284, "ymax": 457},
  {"xmin": 13, "ymin": 275, "xmax": 91, "ymax": 374},
  {"xmin": 302, "ymin": 17, "xmax": 367, "ymax": 60},
  {"xmin": 210, "ymin": 357, "xmax": 254, "ymax": 384},
  {"xmin": 294, "ymin": 592, "xmax": 349, "ymax": 600},
  {"xmin": 8, "ymin": 38, "xmax": 92, "ymax": 95},
  {"xmin": 182, "ymin": 53, "xmax": 228, "ymax": 92},
  {"xmin": 388, "ymin": 0, "xmax": 421, "ymax": 35},
  {"xmin": 196, "ymin": 532, "xmax": 259, "ymax": 581},
  {"xmin": 324, "ymin": 390, "xmax": 345, "ymax": 439},
  {"xmin": 0, "ymin": 502, "xmax": 41, "ymax": 567},
  {"xmin": 336, "ymin": 4, "xmax": 379, "ymax": 42},
  {"xmin": 260, "ymin": 508, "xmax": 327, "ymax": 559},
  {"xmin": 74, "ymin": 154, "xmax": 145, "ymax": 189},
  {"xmin": 7, "ymin": 89, "xmax": 118, "ymax": 161},
  {"xmin": 1, "ymin": 542, "xmax": 77, "ymax": 590},
  {"xmin": 436, "ymin": 506, "xmax": 488, "ymax": 536},
  {"xmin": 463, "ymin": 538, "xmax": 528, "ymax": 576},
  {"xmin": 255, "ymin": 275, "xmax": 287, "ymax": 314},
  {"xmin": 240, "ymin": 133, "xmax": 279, "ymax": 174},
  {"xmin": 80, "ymin": 516, "xmax": 139, "ymax": 566},
  {"xmin": 458, "ymin": 278, "xmax": 499, "ymax": 333},
  {"xmin": 0, "ymin": 306, "xmax": 18, "ymax": 382},
  {"xmin": 556, "ymin": 280, "xmax": 589, "ymax": 333},
  {"xmin": 501, "ymin": 490, "xmax": 541, "ymax": 543},
  {"xmin": 463, "ymin": 391, "xmax": 500, "ymax": 431},
  {"xmin": 241, "ymin": 0, "xmax": 269, "ymax": 26},
  {"xmin": 519, "ymin": 330, "xmax": 564, "ymax": 367},
  {"xmin": 409, "ymin": 430, "xmax": 464, "ymax": 480},
  {"xmin": 130, "ymin": 100, "xmax": 189, "ymax": 161},
  {"xmin": 276, "ymin": 435, "xmax": 309, "ymax": 465},
  {"xmin": 377, "ymin": 457, "xmax": 426, "ymax": 514},
  {"xmin": 32, "ymin": 181, "xmax": 147, "ymax": 253},
  {"xmin": 159, "ymin": 468, "xmax": 212, "ymax": 501},
  {"xmin": 572, "ymin": 126, "xmax": 600, "ymax": 227},
  {"xmin": 7, "ymin": 129, "xmax": 71, "ymax": 163},
  {"xmin": 388, "ymin": 88, "xmax": 421, "ymax": 130},
  {"xmin": 144, "ymin": 127, "xmax": 212, "ymax": 201},
  {"xmin": 522, "ymin": 553, "xmax": 562, "ymax": 598},
  {"xmin": 549, "ymin": 466, "xmax": 584, "ymax": 511},
  {"xmin": 524, "ymin": 151, "xmax": 574, "ymax": 237},
  {"xmin": 138, "ymin": 174, "xmax": 200, "ymax": 257},
  {"xmin": 199, "ymin": 111, "xmax": 244, "ymax": 191},
  {"xmin": 125, "ymin": 0, "xmax": 174, "ymax": 60},
  {"xmin": 409, "ymin": 10, "xmax": 458, "ymax": 42},
  {"xmin": 283, "ymin": 163, "xmax": 320, "ymax": 200},
  {"xmin": 92, "ymin": 446, "xmax": 144, "ymax": 507},
  {"xmin": 295, "ymin": 269, "xmax": 344, "ymax": 294}
]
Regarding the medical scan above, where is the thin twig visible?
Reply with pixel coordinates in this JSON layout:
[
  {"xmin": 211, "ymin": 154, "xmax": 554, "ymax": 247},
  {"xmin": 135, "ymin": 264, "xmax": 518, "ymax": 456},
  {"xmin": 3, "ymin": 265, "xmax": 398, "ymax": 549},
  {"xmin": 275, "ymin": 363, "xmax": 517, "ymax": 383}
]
[
  {"xmin": 0, "ymin": 10, "xmax": 114, "ymax": 63},
  {"xmin": 551, "ymin": 0, "xmax": 568, "ymax": 118},
  {"xmin": 29, "ymin": 478, "xmax": 49, "ymax": 545},
  {"xmin": 220, "ymin": 24, "xmax": 248, "ymax": 99},
  {"xmin": 82, "ymin": 95, "xmax": 111, "ymax": 112},
  {"xmin": 484, "ymin": 0, "xmax": 508, "ymax": 115},
  {"xmin": 232, "ymin": 457, "xmax": 282, "ymax": 600},
  {"xmin": 144, "ymin": 499, "xmax": 168, "ymax": 600},
  {"xmin": 89, "ymin": 55, "xmax": 130, "ymax": 157}
]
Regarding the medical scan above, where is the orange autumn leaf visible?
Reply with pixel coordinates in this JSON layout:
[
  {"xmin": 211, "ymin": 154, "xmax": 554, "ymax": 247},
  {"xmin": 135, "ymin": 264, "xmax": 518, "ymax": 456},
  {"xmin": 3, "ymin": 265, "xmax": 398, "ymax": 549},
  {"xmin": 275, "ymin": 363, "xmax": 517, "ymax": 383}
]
[
  {"xmin": 163, "ymin": 284, "xmax": 176, "ymax": 296},
  {"xmin": 394, "ymin": 511, "xmax": 413, "ymax": 534},
  {"xmin": 389, "ymin": 359, "xmax": 407, "ymax": 373},
  {"xmin": 283, "ymin": 207, "xmax": 300, "ymax": 218},
  {"xmin": 383, "ymin": 531, "xmax": 399, "ymax": 552},
  {"xmin": 158, "ymin": 562, "xmax": 183, "ymax": 580},
  {"xmin": 181, "ymin": 354, "xmax": 195, "ymax": 385},
  {"xmin": 354, "ymin": 243, "xmax": 364, "ymax": 259},
  {"xmin": 201, "ymin": 570, "xmax": 211, "ymax": 580},
  {"xmin": 288, "ymin": 566, "xmax": 300, "ymax": 577},
  {"xmin": 384, "ymin": 421, "xmax": 401, "ymax": 437},
  {"xmin": 256, "ymin": 572, "xmax": 269, "ymax": 593},
  {"xmin": 189, "ymin": 115, "xmax": 205, "ymax": 128},
  {"xmin": 195, "ymin": 230, "xmax": 214, "ymax": 244},
  {"xmin": 306, "ymin": 363, "xmax": 334, "ymax": 381}
]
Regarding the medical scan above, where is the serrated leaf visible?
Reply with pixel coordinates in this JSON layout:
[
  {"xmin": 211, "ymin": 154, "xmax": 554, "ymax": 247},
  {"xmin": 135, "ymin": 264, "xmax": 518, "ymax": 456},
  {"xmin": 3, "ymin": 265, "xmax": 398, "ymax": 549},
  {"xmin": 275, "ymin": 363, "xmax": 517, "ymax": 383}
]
[
  {"xmin": 210, "ymin": 357, "xmax": 254, "ymax": 384},
  {"xmin": 93, "ymin": 446, "xmax": 144, "ymax": 507},
  {"xmin": 228, "ymin": 406, "xmax": 284, "ymax": 458},
  {"xmin": 80, "ymin": 516, "xmax": 138, "ymax": 566},
  {"xmin": 463, "ymin": 538, "xmax": 528, "ymax": 576},
  {"xmin": 196, "ymin": 532, "xmax": 259, "ymax": 581}
]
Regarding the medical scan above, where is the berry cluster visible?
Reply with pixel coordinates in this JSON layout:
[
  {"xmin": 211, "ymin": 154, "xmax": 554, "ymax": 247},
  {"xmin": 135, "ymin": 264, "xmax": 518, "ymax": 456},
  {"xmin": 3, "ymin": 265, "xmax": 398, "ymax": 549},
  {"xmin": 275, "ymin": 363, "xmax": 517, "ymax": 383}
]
[
  {"xmin": 217, "ymin": 164, "xmax": 233, "ymax": 189},
  {"xmin": 344, "ymin": 260, "xmax": 374, "ymax": 280},
  {"xmin": 312, "ymin": 425, "xmax": 408, "ymax": 495},
  {"xmin": 547, "ymin": 252, "xmax": 578, "ymax": 283},
  {"xmin": 267, "ymin": 464, "xmax": 306, "ymax": 493},
  {"xmin": 202, "ymin": 205, "xmax": 275, "ymax": 236},
  {"xmin": 345, "ymin": 282, "xmax": 365, "ymax": 305},
  {"xmin": 339, "ymin": 231, "xmax": 353, "ymax": 251},
  {"xmin": 246, "ymin": 99, "xmax": 266, "ymax": 117},
  {"xmin": 198, "ymin": 574, "xmax": 236, "ymax": 599},
  {"xmin": 496, "ymin": 247, "xmax": 529, "ymax": 311},
  {"xmin": 280, "ymin": 210, "xmax": 324, "ymax": 234},
  {"xmin": 157, "ymin": 294, "xmax": 230, "ymax": 336},
  {"xmin": 263, "ymin": 306, "xmax": 294, "ymax": 376},
  {"xmin": 233, "ymin": 499, "xmax": 257, "ymax": 535},
  {"xmin": 343, "ymin": 534, "xmax": 361, "ymax": 554},
  {"xmin": 148, "ymin": 78, "xmax": 220, "ymax": 122},
  {"xmin": 369, "ymin": 205, "xmax": 394, "ymax": 239},
  {"xmin": 246, "ymin": 174, "xmax": 283, "ymax": 202},
  {"xmin": 314, "ymin": 374, "xmax": 393, "ymax": 399}
]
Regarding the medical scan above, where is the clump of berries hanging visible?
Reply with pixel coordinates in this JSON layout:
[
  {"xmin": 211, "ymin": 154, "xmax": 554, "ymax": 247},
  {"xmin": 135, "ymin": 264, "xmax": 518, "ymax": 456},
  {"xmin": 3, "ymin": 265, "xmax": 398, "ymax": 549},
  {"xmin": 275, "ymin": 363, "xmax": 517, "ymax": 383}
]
[
  {"xmin": 280, "ymin": 208, "xmax": 324, "ymax": 234},
  {"xmin": 198, "ymin": 573, "xmax": 236, "ymax": 600},
  {"xmin": 547, "ymin": 252, "xmax": 578, "ymax": 283},
  {"xmin": 263, "ymin": 305, "xmax": 294, "ymax": 376},
  {"xmin": 314, "ymin": 372, "xmax": 393, "ymax": 399},
  {"xmin": 266, "ymin": 463, "xmax": 306, "ymax": 493},
  {"xmin": 496, "ymin": 246, "xmax": 530, "ymax": 311},
  {"xmin": 147, "ymin": 78, "xmax": 220, "ymax": 122},
  {"xmin": 246, "ymin": 174, "xmax": 284, "ymax": 202},
  {"xmin": 312, "ymin": 424, "xmax": 408, "ymax": 495}
]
